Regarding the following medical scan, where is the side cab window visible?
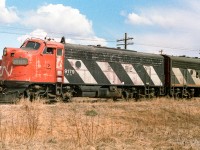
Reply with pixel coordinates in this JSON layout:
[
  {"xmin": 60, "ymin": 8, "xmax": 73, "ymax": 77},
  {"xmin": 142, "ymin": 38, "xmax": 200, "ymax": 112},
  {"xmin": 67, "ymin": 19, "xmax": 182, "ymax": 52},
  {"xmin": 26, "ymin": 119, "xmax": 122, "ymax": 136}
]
[
  {"xmin": 43, "ymin": 47, "xmax": 54, "ymax": 54},
  {"xmin": 57, "ymin": 49, "xmax": 63, "ymax": 56}
]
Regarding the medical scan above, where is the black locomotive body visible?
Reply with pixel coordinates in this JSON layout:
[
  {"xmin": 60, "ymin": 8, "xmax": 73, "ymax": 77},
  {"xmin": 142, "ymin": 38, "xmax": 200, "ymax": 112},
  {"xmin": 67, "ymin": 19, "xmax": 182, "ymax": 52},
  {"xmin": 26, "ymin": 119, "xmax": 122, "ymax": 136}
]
[
  {"xmin": 63, "ymin": 44, "xmax": 165, "ymax": 99},
  {"xmin": 164, "ymin": 55, "xmax": 200, "ymax": 98}
]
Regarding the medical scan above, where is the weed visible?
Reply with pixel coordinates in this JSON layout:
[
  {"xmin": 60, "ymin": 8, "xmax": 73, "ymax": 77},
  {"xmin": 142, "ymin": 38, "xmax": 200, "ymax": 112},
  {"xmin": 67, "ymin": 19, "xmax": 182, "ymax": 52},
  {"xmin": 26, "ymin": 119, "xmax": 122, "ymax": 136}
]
[{"xmin": 0, "ymin": 97, "xmax": 199, "ymax": 149}]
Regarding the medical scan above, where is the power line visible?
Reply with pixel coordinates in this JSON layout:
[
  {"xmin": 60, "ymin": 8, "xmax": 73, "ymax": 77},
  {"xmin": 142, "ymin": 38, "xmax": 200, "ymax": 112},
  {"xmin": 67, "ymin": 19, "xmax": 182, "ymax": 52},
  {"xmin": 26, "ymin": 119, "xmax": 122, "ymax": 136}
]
[
  {"xmin": 0, "ymin": 30, "xmax": 116, "ymax": 42},
  {"xmin": 0, "ymin": 26, "xmax": 199, "ymax": 52},
  {"xmin": 134, "ymin": 42, "xmax": 199, "ymax": 52}
]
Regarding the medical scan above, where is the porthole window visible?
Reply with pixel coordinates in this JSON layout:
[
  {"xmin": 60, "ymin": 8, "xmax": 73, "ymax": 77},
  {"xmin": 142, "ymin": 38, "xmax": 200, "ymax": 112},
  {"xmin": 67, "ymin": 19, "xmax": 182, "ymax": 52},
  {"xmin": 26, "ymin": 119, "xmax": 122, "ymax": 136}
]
[{"xmin": 75, "ymin": 61, "xmax": 81, "ymax": 69}]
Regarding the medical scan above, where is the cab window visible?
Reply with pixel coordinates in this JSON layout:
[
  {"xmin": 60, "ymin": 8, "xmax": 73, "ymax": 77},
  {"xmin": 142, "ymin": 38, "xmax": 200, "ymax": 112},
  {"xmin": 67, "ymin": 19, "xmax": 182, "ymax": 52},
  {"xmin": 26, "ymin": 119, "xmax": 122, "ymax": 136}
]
[
  {"xmin": 57, "ymin": 49, "xmax": 62, "ymax": 56},
  {"xmin": 43, "ymin": 47, "xmax": 54, "ymax": 54},
  {"xmin": 21, "ymin": 41, "xmax": 40, "ymax": 50}
]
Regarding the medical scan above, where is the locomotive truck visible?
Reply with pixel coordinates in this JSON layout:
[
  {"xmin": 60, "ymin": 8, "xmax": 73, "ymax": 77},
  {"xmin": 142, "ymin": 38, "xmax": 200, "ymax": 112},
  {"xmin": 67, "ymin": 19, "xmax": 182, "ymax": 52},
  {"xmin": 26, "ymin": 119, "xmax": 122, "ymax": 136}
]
[{"xmin": 0, "ymin": 37, "xmax": 200, "ymax": 102}]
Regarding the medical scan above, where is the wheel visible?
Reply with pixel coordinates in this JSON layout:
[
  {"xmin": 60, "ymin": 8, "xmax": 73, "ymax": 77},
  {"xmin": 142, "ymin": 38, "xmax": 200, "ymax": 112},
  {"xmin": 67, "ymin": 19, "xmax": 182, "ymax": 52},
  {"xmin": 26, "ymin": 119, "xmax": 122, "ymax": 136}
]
[
  {"xmin": 62, "ymin": 92, "xmax": 72, "ymax": 102},
  {"xmin": 122, "ymin": 91, "xmax": 129, "ymax": 101}
]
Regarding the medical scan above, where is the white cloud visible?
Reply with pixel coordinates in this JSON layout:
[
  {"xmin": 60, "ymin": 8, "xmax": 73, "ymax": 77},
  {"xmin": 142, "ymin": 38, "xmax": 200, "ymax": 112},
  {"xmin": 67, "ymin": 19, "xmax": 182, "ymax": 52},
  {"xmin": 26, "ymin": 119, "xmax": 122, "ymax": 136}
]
[
  {"xmin": 127, "ymin": 8, "xmax": 200, "ymax": 32},
  {"xmin": 185, "ymin": 0, "xmax": 200, "ymax": 13},
  {"xmin": 17, "ymin": 29, "xmax": 77, "ymax": 44},
  {"xmin": 0, "ymin": 0, "xmax": 19, "ymax": 23},
  {"xmin": 17, "ymin": 28, "xmax": 99, "ymax": 43},
  {"xmin": 17, "ymin": 28, "xmax": 107, "ymax": 46},
  {"xmin": 125, "ymin": 1, "xmax": 200, "ymax": 56},
  {"xmin": 72, "ymin": 36, "xmax": 107, "ymax": 46},
  {"xmin": 130, "ymin": 33, "xmax": 200, "ymax": 57},
  {"xmin": 127, "ymin": 13, "xmax": 152, "ymax": 25},
  {"xmin": 17, "ymin": 29, "xmax": 48, "ymax": 44},
  {"xmin": 22, "ymin": 4, "xmax": 93, "ymax": 37},
  {"xmin": 20, "ymin": 4, "xmax": 107, "ymax": 46}
]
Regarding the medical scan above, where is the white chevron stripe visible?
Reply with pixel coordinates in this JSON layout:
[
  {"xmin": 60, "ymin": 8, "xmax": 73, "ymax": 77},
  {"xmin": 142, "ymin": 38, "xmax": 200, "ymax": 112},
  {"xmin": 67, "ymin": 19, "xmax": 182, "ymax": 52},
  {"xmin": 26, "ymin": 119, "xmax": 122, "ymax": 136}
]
[
  {"xmin": 96, "ymin": 61, "xmax": 122, "ymax": 84},
  {"xmin": 121, "ymin": 64, "xmax": 144, "ymax": 85},
  {"xmin": 68, "ymin": 59, "xmax": 97, "ymax": 84},
  {"xmin": 144, "ymin": 65, "xmax": 163, "ymax": 86},
  {"xmin": 188, "ymin": 69, "xmax": 200, "ymax": 85},
  {"xmin": 64, "ymin": 76, "xmax": 69, "ymax": 83},
  {"xmin": 172, "ymin": 68, "xmax": 186, "ymax": 85}
]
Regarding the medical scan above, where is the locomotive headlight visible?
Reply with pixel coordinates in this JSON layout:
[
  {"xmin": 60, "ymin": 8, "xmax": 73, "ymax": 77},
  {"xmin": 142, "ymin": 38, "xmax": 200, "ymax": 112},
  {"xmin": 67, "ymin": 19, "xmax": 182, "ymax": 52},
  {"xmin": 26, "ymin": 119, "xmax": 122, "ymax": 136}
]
[{"xmin": 3, "ymin": 48, "xmax": 7, "ymax": 56}]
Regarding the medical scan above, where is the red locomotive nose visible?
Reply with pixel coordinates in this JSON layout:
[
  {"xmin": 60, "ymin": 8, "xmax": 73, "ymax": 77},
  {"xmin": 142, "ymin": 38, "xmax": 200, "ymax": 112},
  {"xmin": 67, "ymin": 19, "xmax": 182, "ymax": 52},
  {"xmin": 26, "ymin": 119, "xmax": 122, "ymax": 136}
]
[
  {"xmin": 0, "ymin": 47, "xmax": 30, "ymax": 82},
  {"xmin": 0, "ymin": 38, "xmax": 65, "ymax": 91},
  {"xmin": 3, "ymin": 47, "xmax": 30, "ymax": 58}
]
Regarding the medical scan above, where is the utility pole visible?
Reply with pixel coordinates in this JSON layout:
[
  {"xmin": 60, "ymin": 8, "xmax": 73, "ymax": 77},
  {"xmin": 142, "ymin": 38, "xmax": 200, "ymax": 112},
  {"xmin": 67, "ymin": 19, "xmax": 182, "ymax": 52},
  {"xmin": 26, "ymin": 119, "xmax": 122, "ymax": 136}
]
[
  {"xmin": 117, "ymin": 33, "xmax": 133, "ymax": 49},
  {"xmin": 159, "ymin": 49, "xmax": 163, "ymax": 54}
]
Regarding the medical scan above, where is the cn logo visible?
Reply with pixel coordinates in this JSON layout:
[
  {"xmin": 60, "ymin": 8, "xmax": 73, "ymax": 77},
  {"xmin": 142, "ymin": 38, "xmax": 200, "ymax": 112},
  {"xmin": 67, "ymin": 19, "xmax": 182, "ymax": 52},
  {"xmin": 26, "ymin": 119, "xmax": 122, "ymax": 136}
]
[{"xmin": 0, "ymin": 65, "xmax": 13, "ymax": 77}]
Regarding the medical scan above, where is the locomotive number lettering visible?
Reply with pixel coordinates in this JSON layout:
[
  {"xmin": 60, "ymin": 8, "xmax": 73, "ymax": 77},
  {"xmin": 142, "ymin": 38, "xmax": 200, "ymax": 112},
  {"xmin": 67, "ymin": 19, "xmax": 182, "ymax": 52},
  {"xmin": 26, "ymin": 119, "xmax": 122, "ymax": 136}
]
[
  {"xmin": 46, "ymin": 64, "xmax": 51, "ymax": 68},
  {"xmin": 65, "ymin": 69, "xmax": 75, "ymax": 76}
]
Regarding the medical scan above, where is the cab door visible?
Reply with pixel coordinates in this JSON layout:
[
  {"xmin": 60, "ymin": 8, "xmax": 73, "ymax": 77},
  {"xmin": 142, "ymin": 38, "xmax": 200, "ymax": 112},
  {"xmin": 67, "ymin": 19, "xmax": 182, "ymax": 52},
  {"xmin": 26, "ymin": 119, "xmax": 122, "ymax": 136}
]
[
  {"xmin": 42, "ymin": 47, "xmax": 56, "ymax": 83},
  {"xmin": 40, "ymin": 47, "xmax": 64, "ymax": 83}
]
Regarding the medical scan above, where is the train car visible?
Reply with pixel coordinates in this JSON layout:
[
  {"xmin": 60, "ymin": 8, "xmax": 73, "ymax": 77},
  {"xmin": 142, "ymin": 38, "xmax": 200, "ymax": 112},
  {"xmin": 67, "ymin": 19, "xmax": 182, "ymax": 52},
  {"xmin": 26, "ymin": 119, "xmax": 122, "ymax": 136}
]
[
  {"xmin": 64, "ymin": 43, "xmax": 165, "ymax": 100},
  {"xmin": 163, "ymin": 55, "xmax": 200, "ymax": 98},
  {"xmin": 0, "ymin": 37, "xmax": 165, "ymax": 102}
]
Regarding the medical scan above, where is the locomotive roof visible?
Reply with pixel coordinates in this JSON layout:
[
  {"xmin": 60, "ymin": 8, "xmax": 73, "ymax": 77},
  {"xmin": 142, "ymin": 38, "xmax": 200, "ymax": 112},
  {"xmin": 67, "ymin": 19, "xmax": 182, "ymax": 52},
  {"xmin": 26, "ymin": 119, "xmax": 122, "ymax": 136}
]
[
  {"xmin": 64, "ymin": 43, "xmax": 163, "ymax": 59},
  {"xmin": 166, "ymin": 55, "xmax": 200, "ymax": 63},
  {"xmin": 27, "ymin": 38, "xmax": 64, "ymax": 47}
]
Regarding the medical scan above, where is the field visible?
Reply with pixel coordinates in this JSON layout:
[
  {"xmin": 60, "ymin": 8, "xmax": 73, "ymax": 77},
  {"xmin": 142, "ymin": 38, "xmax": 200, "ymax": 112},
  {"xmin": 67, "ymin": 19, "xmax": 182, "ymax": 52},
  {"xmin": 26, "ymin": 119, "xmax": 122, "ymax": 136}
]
[{"xmin": 0, "ymin": 98, "xmax": 200, "ymax": 150}]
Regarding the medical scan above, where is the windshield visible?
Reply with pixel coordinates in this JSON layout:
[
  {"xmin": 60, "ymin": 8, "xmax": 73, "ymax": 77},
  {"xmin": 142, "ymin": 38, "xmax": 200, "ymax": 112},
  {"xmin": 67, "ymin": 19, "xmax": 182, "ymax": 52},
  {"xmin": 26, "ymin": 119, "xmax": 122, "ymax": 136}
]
[{"xmin": 21, "ymin": 41, "xmax": 40, "ymax": 50}]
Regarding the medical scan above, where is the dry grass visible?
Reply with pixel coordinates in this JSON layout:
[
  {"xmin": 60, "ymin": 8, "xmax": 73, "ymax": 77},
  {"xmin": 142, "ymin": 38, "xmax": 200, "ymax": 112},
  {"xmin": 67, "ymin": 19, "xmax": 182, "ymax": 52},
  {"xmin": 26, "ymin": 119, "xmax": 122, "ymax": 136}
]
[{"xmin": 0, "ymin": 97, "xmax": 200, "ymax": 149}]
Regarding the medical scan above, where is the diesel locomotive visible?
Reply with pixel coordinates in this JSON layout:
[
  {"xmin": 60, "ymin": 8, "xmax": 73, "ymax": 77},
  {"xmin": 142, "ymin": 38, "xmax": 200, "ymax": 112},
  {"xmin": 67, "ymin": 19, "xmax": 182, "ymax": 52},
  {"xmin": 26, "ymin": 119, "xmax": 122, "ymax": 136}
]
[{"xmin": 0, "ymin": 37, "xmax": 200, "ymax": 102}]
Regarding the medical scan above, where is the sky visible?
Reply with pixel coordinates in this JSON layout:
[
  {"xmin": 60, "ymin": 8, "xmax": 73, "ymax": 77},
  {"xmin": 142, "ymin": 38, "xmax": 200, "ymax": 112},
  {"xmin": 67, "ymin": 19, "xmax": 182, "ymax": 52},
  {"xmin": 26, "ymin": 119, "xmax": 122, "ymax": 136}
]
[{"xmin": 0, "ymin": 0, "xmax": 200, "ymax": 57}]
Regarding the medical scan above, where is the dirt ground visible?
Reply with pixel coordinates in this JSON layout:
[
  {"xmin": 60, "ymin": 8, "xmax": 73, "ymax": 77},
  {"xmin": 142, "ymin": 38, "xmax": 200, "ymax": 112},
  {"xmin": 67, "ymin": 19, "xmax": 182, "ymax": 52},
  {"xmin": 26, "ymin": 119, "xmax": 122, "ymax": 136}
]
[{"xmin": 0, "ymin": 98, "xmax": 200, "ymax": 150}]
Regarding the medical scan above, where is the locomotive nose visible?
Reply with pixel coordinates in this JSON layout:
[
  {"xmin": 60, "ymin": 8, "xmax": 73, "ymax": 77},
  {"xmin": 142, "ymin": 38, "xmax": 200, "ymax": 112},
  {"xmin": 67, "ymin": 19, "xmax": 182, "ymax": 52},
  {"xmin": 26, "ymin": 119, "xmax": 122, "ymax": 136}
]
[
  {"xmin": 0, "ymin": 47, "xmax": 30, "ymax": 81},
  {"xmin": 3, "ymin": 47, "xmax": 17, "ymax": 57},
  {"xmin": 3, "ymin": 48, "xmax": 29, "ymax": 65},
  {"xmin": 3, "ymin": 47, "xmax": 24, "ymax": 57}
]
